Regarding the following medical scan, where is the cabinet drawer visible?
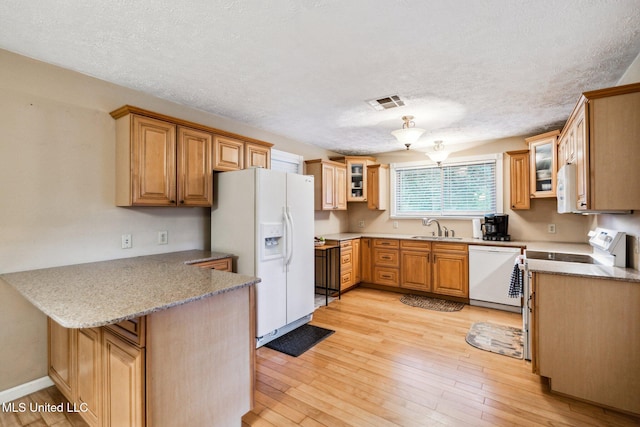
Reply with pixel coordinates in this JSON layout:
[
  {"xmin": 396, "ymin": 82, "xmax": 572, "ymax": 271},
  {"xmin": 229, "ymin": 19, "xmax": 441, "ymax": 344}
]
[
  {"xmin": 374, "ymin": 248, "xmax": 399, "ymax": 267},
  {"xmin": 193, "ymin": 257, "xmax": 233, "ymax": 272},
  {"xmin": 373, "ymin": 239, "xmax": 399, "ymax": 248},
  {"xmin": 432, "ymin": 242, "xmax": 468, "ymax": 253},
  {"xmin": 340, "ymin": 250, "xmax": 353, "ymax": 268},
  {"xmin": 341, "ymin": 270, "xmax": 353, "ymax": 287},
  {"xmin": 340, "ymin": 240, "xmax": 353, "ymax": 249},
  {"xmin": 374, "ymin": 267, "xmax": 399, "ymax": 286},
  {"xmin": 400, "ymin": 240, "xmax": 431, "ymax": 251},
  {"xmin": 104, "ymin": 317, "xmax": 145, "ymax": 347}
]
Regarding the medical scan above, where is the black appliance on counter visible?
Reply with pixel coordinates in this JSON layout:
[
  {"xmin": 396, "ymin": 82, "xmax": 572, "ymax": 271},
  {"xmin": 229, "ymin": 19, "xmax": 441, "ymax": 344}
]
[{"xmin": 482, "ymin": 214, "xmax": 510, "ymax": 241}]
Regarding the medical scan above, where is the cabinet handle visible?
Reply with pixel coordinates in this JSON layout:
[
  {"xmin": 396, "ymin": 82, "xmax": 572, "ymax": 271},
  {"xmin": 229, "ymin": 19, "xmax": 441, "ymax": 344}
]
[
  {"xmin": 180, "ymin": 200, "xmax": 185, "ymax": 204},
  {"xmin": 427, "ymin": 253, "xmax": 430, "ymax": 263},
  {"xmin": 381, "ymin": 274, "xmax": 392, "ymax": 279},
  {"xmin": 169, "ymin": 200, "xmax": 176, "ymax": 204},
  {"xmin": 381, "ymin": 256, "xmax": 391, "ymax": 260},
  {"xmin": 433, "ymin": 255, "xmax": 436, "ymax": 264}
]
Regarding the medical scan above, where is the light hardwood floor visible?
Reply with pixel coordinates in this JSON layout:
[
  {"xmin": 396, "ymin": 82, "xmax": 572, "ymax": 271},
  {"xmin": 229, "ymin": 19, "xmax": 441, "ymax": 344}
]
[
  {"xmin": 242, "ymin": 288, "xmax": 640, "ymax": 427},
  {"xmin": 3, "ymin": 288, "xmax": 639, "ymax": 426},
  {"xmin": 0, "ymin": 386, "xmax": 88, "ymax": 427}
]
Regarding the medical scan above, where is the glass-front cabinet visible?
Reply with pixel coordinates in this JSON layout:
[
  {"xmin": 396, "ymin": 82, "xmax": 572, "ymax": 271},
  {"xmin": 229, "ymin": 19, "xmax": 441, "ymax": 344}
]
[
  {"xmin": 330, "ymin": 156, "xmax": 376, "ymax": 202},
  {"xmin": 526, "ymin": 130, "xmax": 559, "ymax": 198}
]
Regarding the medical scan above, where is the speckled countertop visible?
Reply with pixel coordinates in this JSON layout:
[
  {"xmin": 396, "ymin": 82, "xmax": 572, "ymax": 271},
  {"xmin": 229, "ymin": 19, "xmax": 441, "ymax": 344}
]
[
  {"xmin": 321, "ymin": 232, "xmax": 640, "ymax": 282},
  {"xmin": 0, "ymin": 250, "xmax": 260, "ymax": 328}
]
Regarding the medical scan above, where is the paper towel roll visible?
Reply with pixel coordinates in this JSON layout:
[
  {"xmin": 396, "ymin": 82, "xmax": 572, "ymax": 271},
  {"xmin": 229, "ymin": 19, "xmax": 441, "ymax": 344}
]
[{"xmin": 472, "ymin": 218, "xmax": 482, "ymax": 239}]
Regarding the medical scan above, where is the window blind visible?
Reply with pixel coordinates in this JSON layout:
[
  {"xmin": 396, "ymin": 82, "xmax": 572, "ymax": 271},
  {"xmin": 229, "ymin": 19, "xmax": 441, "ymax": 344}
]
[{"xmin": 394, "ymin": 160, "xmax": 497, "ymax": 217}]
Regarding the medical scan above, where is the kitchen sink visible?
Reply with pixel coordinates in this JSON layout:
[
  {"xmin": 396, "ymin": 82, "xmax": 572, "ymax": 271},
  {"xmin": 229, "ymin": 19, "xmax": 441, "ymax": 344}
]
[
  {"xmin": 525, "ymin": 251, "xmax": 596, "ymax": 264},
  {"xmin": 411, "ymin": 236, "xmax": 463, "ymax": 241}
]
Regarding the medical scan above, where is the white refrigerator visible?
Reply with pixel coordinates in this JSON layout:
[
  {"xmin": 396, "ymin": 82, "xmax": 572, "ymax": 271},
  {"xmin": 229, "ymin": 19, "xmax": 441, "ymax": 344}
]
[{"xmin": 211, "ymin": 168, "xmax": 315, "ymax": 347}]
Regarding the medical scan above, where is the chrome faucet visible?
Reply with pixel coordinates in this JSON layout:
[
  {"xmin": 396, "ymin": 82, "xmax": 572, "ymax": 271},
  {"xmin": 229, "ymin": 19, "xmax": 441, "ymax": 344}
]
[{"xmin": 422, "ymin": 218, "xmax": 442, "ymax": 237}]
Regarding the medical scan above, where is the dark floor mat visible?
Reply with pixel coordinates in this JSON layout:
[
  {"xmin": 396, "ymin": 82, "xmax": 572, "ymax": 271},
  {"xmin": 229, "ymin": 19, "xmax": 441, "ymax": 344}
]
[{"xmin": 264, "ymin": 324, "xmax": 335, "ymax": 357}]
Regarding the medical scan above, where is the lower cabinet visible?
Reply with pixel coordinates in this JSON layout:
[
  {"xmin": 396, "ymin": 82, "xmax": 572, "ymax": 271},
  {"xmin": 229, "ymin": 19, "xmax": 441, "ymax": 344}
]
[
  {"xmin": 325, "ymin": 239, "xmax": 361, "ymax": 292},
  {"xmin": 372, "ymin": 239, "xmax": 400, "ymax": 287},
  {"xmin": 77, "ymin": 328, "xmax": 102, "ymax": 427},
  {"xmin": 432, "ymin": 242, "xmax": 469, "ymax": 298},
  {"xmin": 49, "ymin": 318, "xmax": 144, "ymax": 427},
  {"xmin": 400, "ymin": 240, "xmax": 432, "ymax": 292},
  {"xmin": 103, "ymin": 330, "xmax": 145, "ymax": 427},
  {"xmin": 48, "ymin": 286, "xmax": 253, "ymax": 427}
]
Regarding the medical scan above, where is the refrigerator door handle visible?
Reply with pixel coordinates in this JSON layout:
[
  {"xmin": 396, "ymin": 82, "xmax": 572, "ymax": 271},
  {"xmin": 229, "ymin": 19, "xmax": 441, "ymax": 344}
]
[{"xmin": 284, "ymin": 206, "xmax": 294, "ymax": 267}]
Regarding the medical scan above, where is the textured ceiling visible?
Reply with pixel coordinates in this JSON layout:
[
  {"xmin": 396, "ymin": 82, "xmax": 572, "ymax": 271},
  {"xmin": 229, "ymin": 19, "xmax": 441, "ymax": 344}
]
[{"xmin": 1, "ymin": 0, "xmax": 640, "ymax": 155}]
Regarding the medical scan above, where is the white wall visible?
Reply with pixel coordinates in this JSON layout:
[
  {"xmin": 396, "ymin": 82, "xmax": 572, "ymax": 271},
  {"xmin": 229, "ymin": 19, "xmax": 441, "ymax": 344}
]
[{"xmin": 0, "ymin": 48, "xmax": 343, "ymax": 393}]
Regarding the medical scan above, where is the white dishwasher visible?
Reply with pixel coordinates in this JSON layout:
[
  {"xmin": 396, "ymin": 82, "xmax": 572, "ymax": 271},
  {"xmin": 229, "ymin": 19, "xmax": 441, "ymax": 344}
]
[{"xmin": 469, "ymin": 245, "xmax": 521, "ymax": 313}]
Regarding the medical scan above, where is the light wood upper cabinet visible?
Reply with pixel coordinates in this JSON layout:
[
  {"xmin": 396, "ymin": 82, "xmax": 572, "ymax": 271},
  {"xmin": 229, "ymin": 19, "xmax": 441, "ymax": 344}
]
[
  {"xmin": 305, "ymin": 159, "xmax": 347, "ymax": 210},
  {"xmin": 526, "ymin": 130, "xmax": 559, "ymax": 198},
  {"xmin": 177, "ymin": 126, "xmax": 213, "ymax": 206},
  {"xmin": 213, "ymin": 135, "xmax": 244, "ymax": 171},
  {"xmin": 329, "ymin": 156, "xmax": 377, "ymax": 202},
  {"xmin": 507, "ymin": 150, "xmax": 531, "ymax": 210},
  {"xmin": 111, "ymin": 106, "xmax": 274, "ymax": 207},
  {"xmin": 367, "ymin": 164, "xmax": 389, "ymax": 211},
  {"xmin": 558, "ymin": 82, "xmax": 640, "ymax": 211},
  {"xmin": 116, "ymin": 115, "xmax": 177, "ymax": 206},
  {"xmin": 245, "ymin": 142, "xmax": 271, "ymax": 169}
]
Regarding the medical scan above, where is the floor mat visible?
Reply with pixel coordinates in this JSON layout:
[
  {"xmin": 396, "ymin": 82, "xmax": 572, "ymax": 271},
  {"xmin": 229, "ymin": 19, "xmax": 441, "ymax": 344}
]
[
  {"xmin": 400, "ymin": 294, "xmax": 465, "ymax": 312},
  {"xmin": 264, "ymin": 324, "xmax": 335, "ymax": 357},
  {"xmin": 465, "ymin": 321, "xmax": 523, "ymax": 359}
]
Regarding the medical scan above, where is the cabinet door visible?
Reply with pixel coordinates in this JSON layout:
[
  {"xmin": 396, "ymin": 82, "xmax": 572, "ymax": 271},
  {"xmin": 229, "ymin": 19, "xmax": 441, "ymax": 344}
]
[
  {"xmin": 213, "ymin": 135, "xmax": 244, "ymax": 171},
  {"xmin": 346, "ymin": 159, "xmax": 367, "ymax": 202},
  {"xmin": 573, "ymin": 105, "xmax": 588, "ymax": 210},
  {"xmin": 360, "ymin": 238, "xmax": 372, "ymax": 283},
  {"xmin": 529, "ymin": 134, "xmax": 558, "ymax": 198},
  {"xmin": 77, "ymin": 328, "xmax": 102, "ymax": 427},
  {"xmin": 177, "ymin": 126, "xmax": 212, "ymax": 206},
  {"xmin": 367, "ymin": 166, "xmax": 380, "ymax": 210},
  {"xmin": 432, "ymin": 251, "xmax": 469, "ymax": 298},
  {"xmin": 320, "ymin": 163, "xmax": 337, "ymax": 210},
  {"xmin": 103, "ymin": 331, "xmax": 145, "ymax": 427},
  {"xmin": 508, "ymin": 151, "xmax": 530, "ymax": 210},
  {"xmin": 131, "ymin": 115, "xmax": 177, "ymax": 206},
  {"xmin": 334, "ymin": 165, "xmax": 347, "ymax": 210},
  {"xmin": 400, "ymin": 250, "xmax": 432, "ymax": 292},
  {"xmin": 245, "ymin": 142, "xmax": 271, "ymax": 169},
  {"xmin": 352, "ymin": 239, "xmax": 361, "ymax": 285},
  {"xmin": 48, "ymin": 318, "xmax": 74, "ymax": 402}
]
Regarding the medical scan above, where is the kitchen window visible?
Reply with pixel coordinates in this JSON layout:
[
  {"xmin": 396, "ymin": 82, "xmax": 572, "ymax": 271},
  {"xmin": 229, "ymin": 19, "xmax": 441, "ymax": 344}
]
[{"xmin": 390, "ymin": 154, "xmax": 503, "ymax": 218}]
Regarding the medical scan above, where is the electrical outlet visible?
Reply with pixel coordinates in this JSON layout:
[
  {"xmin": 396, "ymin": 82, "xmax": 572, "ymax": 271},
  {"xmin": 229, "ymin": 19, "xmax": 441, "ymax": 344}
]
[
  {"xmin": 358, "ymin": 220, "xmax": 365, "ymax": 228},
  {"xmin": 121, "ymin": 234, "xmax": 132, "ymax": 249},
  {"xmin": 547, "ymin": 224, "xmax": 556, "ymax": 234},
  {"xmin": 393, "ymin": 221, "xmax": 399, "ymax": 229},
  {"xmin": 158, "ymin": 231, "xmax": 168, "ymax": 245}
]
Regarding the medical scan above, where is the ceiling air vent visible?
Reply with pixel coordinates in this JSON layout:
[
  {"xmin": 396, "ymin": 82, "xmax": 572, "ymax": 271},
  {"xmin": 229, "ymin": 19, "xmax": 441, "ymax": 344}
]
[{"xmin": 366, "ymin": 95, "xmax": 405, "ymax": 111}]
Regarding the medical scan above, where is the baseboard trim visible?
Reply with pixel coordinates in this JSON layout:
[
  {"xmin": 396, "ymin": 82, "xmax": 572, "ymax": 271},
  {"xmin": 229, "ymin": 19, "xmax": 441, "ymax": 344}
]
[{"xmin": 0, "ymin": 376, "xmax": 54, "ymax": 404}]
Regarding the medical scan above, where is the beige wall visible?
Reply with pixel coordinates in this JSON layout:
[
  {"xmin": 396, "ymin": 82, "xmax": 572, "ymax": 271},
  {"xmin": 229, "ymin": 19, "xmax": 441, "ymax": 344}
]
[
  {"xmin": 348, "ymin": 136, "xmax": 589, "ymax": 242},
  {"xmin": 0, "ymin": 49, "xmax": 342, "ymax": 393}
]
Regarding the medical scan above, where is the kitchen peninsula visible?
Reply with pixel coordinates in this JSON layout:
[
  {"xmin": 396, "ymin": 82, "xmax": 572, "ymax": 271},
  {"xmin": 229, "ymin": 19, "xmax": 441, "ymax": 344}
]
[{"xmin": 1, "ymin": 250, "xmax": 259, "ymax": 427}]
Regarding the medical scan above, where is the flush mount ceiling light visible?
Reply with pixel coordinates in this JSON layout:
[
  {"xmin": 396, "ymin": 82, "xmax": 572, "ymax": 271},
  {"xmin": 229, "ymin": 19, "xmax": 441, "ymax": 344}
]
[
  {"xmin": 426, "ymin": 140, "xmax": 450, "ymax": 166},
  {"xmin": 391, "ymin": 115, "xmax": 426, "ymax": 149}
]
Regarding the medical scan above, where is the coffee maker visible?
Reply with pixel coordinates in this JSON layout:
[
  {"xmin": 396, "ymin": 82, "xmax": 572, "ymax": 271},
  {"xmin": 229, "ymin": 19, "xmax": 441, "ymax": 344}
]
[{"xmin": 482, "ymin": 214, "xmax": 510, "ymax": 241}]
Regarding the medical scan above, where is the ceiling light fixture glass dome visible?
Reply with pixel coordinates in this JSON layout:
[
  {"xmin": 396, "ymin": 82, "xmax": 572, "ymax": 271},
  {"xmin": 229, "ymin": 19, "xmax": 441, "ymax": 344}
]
[
  {"xmin": 391, "ymin": 115, "xmax": 426, "ymax": 148},
  {"xmin": 426, "ymin": 140, "xmax": 450, "ymax": 166}
]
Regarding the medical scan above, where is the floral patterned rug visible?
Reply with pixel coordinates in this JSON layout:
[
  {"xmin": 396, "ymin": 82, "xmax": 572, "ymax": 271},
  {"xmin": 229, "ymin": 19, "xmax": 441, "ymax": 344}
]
[{"xmin": 465, "ymin": 322, "xmax": 524, "ymax": 359}]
